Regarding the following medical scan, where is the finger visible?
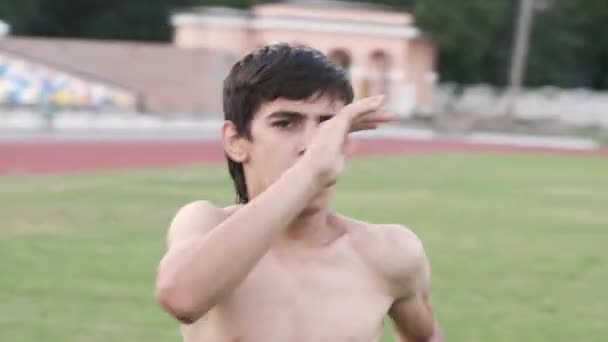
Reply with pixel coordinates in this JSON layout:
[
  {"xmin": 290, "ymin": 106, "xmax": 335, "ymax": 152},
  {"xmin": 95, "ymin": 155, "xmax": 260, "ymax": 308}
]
[
  {"xmin": 341, "ymin": 95, "xmax": 386, "ymax": 122},
  {"xmin": 350, "ymin": 122, "xmax": 379, "ymax": 132},
  {"xmin": 351, "ymin": 113, "xmax": 395, "ymax": 132},
  {"xmin": 349, "ymin": 111, "xmax": 395, "ymax": 131},
  {"xmin": 355, "ymin": 111, "xmax": 395, "ymax": 125}
]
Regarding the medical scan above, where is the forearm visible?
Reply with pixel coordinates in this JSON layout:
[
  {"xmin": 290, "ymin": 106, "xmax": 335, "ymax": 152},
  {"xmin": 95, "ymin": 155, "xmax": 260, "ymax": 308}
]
[{"xmin": 158, "ymin": 160, "xmax": 322, "ymax": 320}]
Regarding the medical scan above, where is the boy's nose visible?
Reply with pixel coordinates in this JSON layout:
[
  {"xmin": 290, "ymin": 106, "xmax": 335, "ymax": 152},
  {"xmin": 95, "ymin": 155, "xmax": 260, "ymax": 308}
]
[{"xmin": 297, "ymin": 122, "xmax": 318, "ymax": 156}]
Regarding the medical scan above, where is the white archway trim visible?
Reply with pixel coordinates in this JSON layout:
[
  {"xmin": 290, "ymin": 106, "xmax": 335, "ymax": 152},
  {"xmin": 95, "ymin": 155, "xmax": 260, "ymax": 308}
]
[
  {"xmin": 172, "ymin": 14, "xmax": 420, "ymax": 39},
  {"xmin": 350, "ymin": 67, "xmax": 405, "ymax": 80}
]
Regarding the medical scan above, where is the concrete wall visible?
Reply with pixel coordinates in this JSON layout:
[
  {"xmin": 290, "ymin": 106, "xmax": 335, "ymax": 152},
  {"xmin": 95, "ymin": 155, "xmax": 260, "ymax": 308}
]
[{"xmin": 433, "ymin": 84, "xmax": 608, "ymax": 128}]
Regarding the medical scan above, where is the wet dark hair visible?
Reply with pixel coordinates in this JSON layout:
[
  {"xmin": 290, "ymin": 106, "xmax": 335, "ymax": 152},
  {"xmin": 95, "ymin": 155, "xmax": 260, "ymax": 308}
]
[{"xmin": 223, "ymin": 42, "xmax": 354, "ymax": 204}]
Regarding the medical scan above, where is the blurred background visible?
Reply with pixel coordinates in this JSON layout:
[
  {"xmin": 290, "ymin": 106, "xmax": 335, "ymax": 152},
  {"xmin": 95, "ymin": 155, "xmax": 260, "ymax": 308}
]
[{"xmin": 0, "ymin": 0, "xmax": 606, "ymax": 341}]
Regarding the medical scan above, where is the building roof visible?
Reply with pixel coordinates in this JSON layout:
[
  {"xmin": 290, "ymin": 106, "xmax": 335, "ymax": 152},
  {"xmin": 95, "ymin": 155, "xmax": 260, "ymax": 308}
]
[
  {"xmin": 0, "ymin": 36, "xmax": 237, "ymax": 115},
  {"xmin": 172, "ymin": 6, "xmax": 252, "ymax": 18},
  {"xmin": 280, "ymin": 0, "xmax": 401, "ymax": 12},
  {"xmin": 173, "ymin": 0, "xmax": 413, "ymax": 26}
]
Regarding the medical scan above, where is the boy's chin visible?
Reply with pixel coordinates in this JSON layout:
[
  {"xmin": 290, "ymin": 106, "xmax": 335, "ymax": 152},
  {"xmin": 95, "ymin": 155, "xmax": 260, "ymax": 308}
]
[{"xmin": 304, "ymin": 189, "xmax": 334, "ymax": 213}]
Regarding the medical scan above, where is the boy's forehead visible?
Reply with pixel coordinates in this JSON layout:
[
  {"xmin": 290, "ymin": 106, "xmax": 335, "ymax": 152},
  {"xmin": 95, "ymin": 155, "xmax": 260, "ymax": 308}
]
[{"xmin": 258, "ymin": 96, "xmax": 345, "ymax": 117}]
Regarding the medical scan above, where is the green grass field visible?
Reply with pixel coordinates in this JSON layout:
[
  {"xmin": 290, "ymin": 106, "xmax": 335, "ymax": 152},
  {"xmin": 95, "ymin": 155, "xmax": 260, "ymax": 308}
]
[{"xmin": 1, "ymin": 153, "xmax": 607, "ymax": 341}]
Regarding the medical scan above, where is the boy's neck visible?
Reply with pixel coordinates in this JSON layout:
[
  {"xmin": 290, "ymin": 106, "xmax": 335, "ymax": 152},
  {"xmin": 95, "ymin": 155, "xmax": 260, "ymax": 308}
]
[{"xmin": 274, "ymin": 208, "xmax": 344, "ymax": 251}]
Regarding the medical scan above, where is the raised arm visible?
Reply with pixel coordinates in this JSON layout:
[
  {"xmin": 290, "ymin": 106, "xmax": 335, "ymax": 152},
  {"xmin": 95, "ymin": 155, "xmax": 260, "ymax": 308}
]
[
  {"xmin": 154, "ymin": 161, "xmax": 323, "ymax": 324},
  {"xmin": 154, "ymin": 95, "xmax": 392, "ymax": 324}
]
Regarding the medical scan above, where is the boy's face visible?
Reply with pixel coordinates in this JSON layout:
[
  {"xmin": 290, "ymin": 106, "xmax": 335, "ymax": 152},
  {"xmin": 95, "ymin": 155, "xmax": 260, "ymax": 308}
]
[{"xmin": 236, "ymin": 95, "xmax": 346, "ymax": 212}]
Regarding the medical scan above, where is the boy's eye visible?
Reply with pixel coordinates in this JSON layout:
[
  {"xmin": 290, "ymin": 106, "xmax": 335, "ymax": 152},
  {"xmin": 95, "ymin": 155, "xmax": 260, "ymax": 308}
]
[
  {"xmin": 273, "ymin": 120, "xmax": 294, "ymax": 129},
  {"xmin": 319, "ymin": 115, "xmax": 334, "ymax": 123}
]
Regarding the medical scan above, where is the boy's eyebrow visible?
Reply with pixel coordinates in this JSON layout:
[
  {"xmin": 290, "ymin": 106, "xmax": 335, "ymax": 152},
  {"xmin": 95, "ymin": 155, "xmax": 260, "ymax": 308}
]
[
  {"xmin": 266, "ymin": 110, "xmax": 304, "ymax": 119},
  {"xmin": 266, "ymin": 110, "xmax": 336, "ymax": 120}
]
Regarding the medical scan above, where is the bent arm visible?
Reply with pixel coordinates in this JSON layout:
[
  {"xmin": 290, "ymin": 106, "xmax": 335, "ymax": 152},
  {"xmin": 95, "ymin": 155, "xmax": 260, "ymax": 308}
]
[
  {"xmin": 155, "ymin": 161, "xmax": 322, "ymax": 324},
  {"xmin": 389, "ymin": 234, "xmax": 443, "ymax": 342},
  {"xmin": 392, "ymin": 294, "xmax": 443, "ymax": 342}
]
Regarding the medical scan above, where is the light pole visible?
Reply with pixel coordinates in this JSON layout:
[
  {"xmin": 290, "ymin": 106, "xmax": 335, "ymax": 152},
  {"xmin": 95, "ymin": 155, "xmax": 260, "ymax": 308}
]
[{"xmin": 504, "ymin": 0, "xmax": 536, "ymax": 117}]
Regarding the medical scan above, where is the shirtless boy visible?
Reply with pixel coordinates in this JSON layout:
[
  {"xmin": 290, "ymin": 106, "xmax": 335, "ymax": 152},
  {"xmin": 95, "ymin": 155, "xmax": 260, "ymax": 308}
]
[{"xmin": 155, "ymin": 43, "xmax": 443, "ymax": 342}]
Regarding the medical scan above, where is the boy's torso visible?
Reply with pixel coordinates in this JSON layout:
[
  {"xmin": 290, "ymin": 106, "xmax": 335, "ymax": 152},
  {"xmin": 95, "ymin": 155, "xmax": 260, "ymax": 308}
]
[{"xmin": 181, "ymin": 208, "xmax": 400, "ymax": 342}]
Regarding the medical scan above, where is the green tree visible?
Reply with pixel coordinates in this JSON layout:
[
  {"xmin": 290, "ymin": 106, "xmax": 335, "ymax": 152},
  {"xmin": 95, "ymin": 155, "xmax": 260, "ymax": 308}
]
[
  {"xmin": 0, "ymin": 0, "xmax": 40, "ymax": 34},
  {"xmin": 526, "ymin": 0, "xmax": 608, "ymax": 89},
  {"xmin": 0, "ymin": 0, "xmax": 606, "ymax": 89},
  {"xmin": 411, "ymin": 0, "xmax": 515, "ymax": 85}
]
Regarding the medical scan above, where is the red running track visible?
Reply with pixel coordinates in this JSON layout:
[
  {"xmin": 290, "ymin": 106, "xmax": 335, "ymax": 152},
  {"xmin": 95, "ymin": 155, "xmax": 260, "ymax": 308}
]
[{"xmin": 1, "ymin": 138, "xmax": 606, "ymax": 175}]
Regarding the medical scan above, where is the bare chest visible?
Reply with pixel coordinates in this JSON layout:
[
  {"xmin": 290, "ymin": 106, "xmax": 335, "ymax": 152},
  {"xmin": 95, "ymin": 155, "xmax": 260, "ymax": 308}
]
[{"xmin": 190, "ymin": 251, "xmax": 393, "ymax": 342}]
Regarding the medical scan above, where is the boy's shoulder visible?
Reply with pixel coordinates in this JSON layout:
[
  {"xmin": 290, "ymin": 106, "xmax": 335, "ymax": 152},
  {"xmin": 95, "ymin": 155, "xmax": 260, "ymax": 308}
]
[
  {"xmin": 340, "ymin": 214, "xmax": 425, "ymax": 256},
  {"xmin": 174, "ymin": 200, "xmax": 242, "ymax": 219},
  {"xmin": 340, "ymin": 215, "xmax": 428, "ymax": 292},
  {"xmin": 165, "ymin": 200, "xmax": 242, "ymax": 246}
]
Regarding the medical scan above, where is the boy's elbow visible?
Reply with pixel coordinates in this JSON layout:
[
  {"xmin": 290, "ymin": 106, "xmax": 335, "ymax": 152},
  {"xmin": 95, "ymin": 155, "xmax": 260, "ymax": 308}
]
[
  {"xmin": 397, "ymin": 321, "xmax": 443, "ymax": 342},
  {"xmin": 398, "ymin": 332, "xmax": 441, "ymax": 342},
  {"xmin": 422, "ymin": 321, "xmax": 444, "ymax": 342},
  {"xmin": 155, "ymin": 279, "xmax": 208, "ymax": 325}
]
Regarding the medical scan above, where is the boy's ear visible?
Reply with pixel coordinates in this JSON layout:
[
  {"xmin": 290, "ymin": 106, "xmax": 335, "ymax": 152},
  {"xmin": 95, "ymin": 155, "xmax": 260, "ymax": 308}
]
[{"xmin": 222, "ymin": 120, "xmax": 250, "ymax": 163}]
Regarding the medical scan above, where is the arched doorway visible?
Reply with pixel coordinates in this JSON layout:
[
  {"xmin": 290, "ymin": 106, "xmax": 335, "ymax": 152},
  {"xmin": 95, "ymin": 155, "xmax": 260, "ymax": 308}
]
[
  {"xmin": 367, "ymin": 50, "xmax": 391, "ymax": 96},
  {"xmin": 328, "ymin": 49, "xmax": 352, "ymax": 72}
]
